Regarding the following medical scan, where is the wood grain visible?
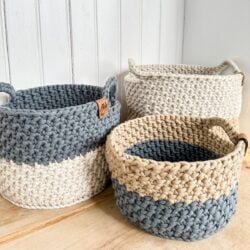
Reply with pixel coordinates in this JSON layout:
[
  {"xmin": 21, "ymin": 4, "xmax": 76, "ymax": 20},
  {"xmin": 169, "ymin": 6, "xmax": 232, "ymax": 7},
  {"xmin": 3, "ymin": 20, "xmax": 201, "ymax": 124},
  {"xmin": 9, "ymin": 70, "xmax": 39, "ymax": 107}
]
[
  {"xmin": 0, "ymin": 150, "xmax": 249, "ymax": 250},
  {"xmin": 0, "ymin": 188, "xmax": 113, "ymax": 245}
]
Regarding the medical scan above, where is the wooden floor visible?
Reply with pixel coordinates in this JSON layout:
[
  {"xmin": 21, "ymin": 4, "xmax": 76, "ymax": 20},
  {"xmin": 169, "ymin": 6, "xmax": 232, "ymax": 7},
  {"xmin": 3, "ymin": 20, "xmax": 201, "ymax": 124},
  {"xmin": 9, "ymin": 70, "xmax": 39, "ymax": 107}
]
[{"xmin": 0, "ymin": 151, "xmax": 250, "ymax": 250}]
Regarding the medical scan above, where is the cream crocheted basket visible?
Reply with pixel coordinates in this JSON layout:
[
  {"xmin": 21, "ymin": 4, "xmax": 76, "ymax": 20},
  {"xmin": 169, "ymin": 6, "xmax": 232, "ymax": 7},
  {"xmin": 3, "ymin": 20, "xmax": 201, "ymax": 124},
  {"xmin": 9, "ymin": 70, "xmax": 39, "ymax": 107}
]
[
  {"xmin": 106, "ymin": 115, "xmax": 248, "ymax": 241},
  {"xmin": 125, "ymin": 59, "xmax": 244, "ymax": 128},
  {"xmin": 0, "ymin": 78, "xmax": 120, "ymax": 209}
]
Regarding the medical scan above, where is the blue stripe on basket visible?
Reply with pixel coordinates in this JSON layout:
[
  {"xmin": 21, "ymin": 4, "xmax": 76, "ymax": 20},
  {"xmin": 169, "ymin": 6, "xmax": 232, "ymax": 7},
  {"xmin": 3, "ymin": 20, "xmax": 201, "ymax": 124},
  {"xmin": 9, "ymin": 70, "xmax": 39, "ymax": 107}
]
[
  {"xmin": 0, "ymin": 84, "xmax": 120, "ymax": 165},
  {"xmin": 112, "ymin": 179, "xmax": 237, "ymax": 241},
  {"xmin": 125, "ymin": 140, "xmax": 219, "ymax": 162}
]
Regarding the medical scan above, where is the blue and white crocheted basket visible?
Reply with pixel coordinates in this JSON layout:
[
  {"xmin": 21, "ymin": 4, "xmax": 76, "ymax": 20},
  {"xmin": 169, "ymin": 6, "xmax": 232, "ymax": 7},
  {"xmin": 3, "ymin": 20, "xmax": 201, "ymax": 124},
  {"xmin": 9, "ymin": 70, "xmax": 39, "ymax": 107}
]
[
  {"xmin": 106, "ymin": 115, "xmax": 247, "ymax": 241},
  {"xmin": 0, "ymin": 77, "xmax": 120, "ymax": 209}
]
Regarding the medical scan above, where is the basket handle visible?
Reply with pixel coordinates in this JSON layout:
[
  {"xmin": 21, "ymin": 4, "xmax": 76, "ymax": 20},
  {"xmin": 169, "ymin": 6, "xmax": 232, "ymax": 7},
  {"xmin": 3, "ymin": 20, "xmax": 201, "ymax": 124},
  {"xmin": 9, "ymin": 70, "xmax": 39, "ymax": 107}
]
[
  {"xmin": 128, "ymin": 58, "xmax": 137, "ymax": 73},
  {"xmin": 102, "ymin": 77, "xmax": 117, "ymax": 105},
  {"xmin": 129, "ymin": 58, "xmax": 156, "ymax": 77},
  {"xmin": 216, "ymin": 60, "xmax": 244, "ymax": 85},
  {"xmin": 206, "ymin": 117, "xmax": 248, "ymax": 155},
  {"xmin": 0, "ymin": 82, "xmax": 16, "ymax": 101},
  {"xmin": 128, "ymin": 58, "xmax": 148, "ymax": 77}
]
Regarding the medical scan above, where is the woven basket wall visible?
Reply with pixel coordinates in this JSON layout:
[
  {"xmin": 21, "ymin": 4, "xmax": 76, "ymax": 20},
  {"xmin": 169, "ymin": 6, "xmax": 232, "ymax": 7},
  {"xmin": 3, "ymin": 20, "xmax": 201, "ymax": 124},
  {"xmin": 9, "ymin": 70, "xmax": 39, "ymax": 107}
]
[
  {"xmin": 0, "ymin": 77, "xmax": 120, "ymax": 209},
  {"xmin": 124, "ymin": 59, "xmax": 244, "ymax": 131},
  {"xmin": 106, "ymin": 115, "xmax": 247, "ymax": 241}
]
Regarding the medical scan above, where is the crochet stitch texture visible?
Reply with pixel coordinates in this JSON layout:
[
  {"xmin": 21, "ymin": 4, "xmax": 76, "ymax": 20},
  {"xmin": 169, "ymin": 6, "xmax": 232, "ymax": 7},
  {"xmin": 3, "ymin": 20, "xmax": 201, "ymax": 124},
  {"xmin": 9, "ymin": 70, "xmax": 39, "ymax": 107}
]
[
  {"xmin": 124, "ymin": 59, "xmax": 243, "ymax": 126},
  {"xmin": 112, "ymin": 179, "xmax": 238, "ymax": 241},
  {"xmin": 0, "ymin": 78, "xmax": 120, "ymax": 209},
  {"xmin": 106, "ymin": 115, "xmax": 247, "ymax": 240}
]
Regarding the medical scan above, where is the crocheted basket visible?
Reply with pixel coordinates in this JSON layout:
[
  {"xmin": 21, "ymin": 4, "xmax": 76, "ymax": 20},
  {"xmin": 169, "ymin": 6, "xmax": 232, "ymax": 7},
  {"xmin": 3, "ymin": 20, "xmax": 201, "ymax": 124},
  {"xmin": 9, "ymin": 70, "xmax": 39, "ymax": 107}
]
[
  {"xmin": 0, "ymin": 77, "xmax": 120, "ymax": 209},
  {"xmin": 106, "ymin": 115, "xmax": 248, "ymax": 241},
  {"xmin": 125, "ymin": 59, "xmax": 244, "ymax": 127}
]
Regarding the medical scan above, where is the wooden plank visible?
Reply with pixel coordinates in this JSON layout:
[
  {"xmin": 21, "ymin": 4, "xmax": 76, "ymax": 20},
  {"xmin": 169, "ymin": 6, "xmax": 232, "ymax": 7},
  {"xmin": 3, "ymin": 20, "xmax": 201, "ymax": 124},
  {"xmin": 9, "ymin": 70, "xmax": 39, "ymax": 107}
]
[
  {"xmin": 0, "ymin": 188, "xmax": 113, "ymax": 245},
  {"xmin": 96, "ymin": 0, "xmax": 120, "ymax": 85},
  {"xmin": 159, "ymin": 0, "xmax": 184, "ymax": 64},
  {"xmin": 39, "ymin": 0, "xmax": 72, "ymax": 84},
  {"xmin": 141, "ymin": 0, "xmax": 161, "ymax": 64},
  {"xmin": 70, "ymin": 0, "xmax": 98, "ymax": 85},
  {"xmin": 0, "ymin": 0, "xmax": 9, "ymax": 83},
  {"xmin": 1, "ymin": 151, "xmax": 250, "ymax": 250},
  {"xmin": 120, "ymin": 0, "xmax": 143, "ymax": 120},
  {"xmin": 4, "ymin": 0, "xmax": 41, "ymax": 89},
  {"xmin": 120, "ymin": 0, "xmax": 142, "ymax": 69},
  {"xmin": 0, "ymin": 0, "xmax": 10, "ymax": 105}
]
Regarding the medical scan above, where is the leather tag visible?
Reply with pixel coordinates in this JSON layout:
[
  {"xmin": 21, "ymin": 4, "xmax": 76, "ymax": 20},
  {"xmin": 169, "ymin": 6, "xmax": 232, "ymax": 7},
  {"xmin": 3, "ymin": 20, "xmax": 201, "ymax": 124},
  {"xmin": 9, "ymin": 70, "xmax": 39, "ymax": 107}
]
[{"xmin": 96, "ymin": 97, "xmax": 108, "ymax": 118}]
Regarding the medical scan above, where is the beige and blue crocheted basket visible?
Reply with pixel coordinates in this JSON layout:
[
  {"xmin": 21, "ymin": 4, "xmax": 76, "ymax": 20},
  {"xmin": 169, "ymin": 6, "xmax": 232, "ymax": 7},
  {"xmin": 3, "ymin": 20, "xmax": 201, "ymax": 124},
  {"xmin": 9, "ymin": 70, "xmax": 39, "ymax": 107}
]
[
  {"xmin": 106, "ymin": 115, "xmax": 247, "ymax": 241},
  {"xmin": 0, "ymin": 77, "xmax": 120, "ymax": 209}
]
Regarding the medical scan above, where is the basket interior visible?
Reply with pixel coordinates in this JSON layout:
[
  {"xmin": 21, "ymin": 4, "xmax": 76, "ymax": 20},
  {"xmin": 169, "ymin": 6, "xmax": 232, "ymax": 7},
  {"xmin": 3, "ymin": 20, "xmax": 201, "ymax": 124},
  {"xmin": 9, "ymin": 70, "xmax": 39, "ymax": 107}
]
[
  {"xmin": 125, "ymin": 140, "xmax": 219, "ymax": 162},
  {"xmin": 7, "ymin": 84, "xmax": 102, "ymax": 111},
  {"xmin": 113, "ymin": 117, "xmax": 235, "ymax": 162}
]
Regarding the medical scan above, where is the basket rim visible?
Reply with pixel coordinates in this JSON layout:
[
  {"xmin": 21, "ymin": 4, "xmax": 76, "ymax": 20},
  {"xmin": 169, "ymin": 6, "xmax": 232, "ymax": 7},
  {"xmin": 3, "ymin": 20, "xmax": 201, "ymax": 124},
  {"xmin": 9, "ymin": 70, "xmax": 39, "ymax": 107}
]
[
  {"xmin": 127, "ymin": 59, "xmax": 244, "ymax": 80},
  {"xmin": 116, "ymin": 139, "xmax": 243, "ymax": 167},
  {"xmin": 125, "ymin": 70, "xmax": 243, "ymax": 81},
  {"xmin": 107, "ymin": 115, "xmax": 245, "ymax": 168},
  {"xmin": 0, "ymin": 83, "xmax": 120, "ymax": 117}
]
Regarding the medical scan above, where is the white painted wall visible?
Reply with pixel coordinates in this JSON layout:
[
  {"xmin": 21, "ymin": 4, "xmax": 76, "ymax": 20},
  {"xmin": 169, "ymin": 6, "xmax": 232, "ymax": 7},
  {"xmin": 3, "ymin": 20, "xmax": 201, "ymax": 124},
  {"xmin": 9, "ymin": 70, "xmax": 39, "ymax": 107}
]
[
  {"xmin": 0, "ymin": 0, "xmax": 184, "ymax": 119},
  {"xmin": 0, "ymin": 0, "xmax": 249, "ymax": 132},
  {"xmin": 183, "ymin": 0, "xmax": 250, "ymax": 133}
]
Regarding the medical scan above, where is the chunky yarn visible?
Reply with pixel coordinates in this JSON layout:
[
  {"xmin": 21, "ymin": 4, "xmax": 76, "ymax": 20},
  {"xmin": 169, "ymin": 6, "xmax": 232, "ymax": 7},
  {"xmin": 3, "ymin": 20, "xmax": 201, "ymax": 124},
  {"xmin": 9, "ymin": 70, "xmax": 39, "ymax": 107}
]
[
  {"xmin": 0, "ymin": 78, "xmax": 120, "ymax": 209},
  {"xmin": 106, "ymin": 115, "xmax": 247, "ymax": 240},
  {"xmin": 124, "ymin": 59, "xmax": 243, "ymax": 130},
  {"xmin": 112, "ymin": 179, "xmax": 238, "ymax": 241}
]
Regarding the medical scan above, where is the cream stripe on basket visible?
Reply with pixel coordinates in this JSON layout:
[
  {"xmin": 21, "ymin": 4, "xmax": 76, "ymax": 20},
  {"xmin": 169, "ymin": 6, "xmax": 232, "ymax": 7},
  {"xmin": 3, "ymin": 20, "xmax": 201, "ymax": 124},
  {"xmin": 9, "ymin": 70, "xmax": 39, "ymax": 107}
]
[
  {"xmin": 0, "ymin": 146, "xmax": 109, "ymax": 209},
  {"xmin": 106, "ymin": 115, "xmax": 246, "ymax": 204}
]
